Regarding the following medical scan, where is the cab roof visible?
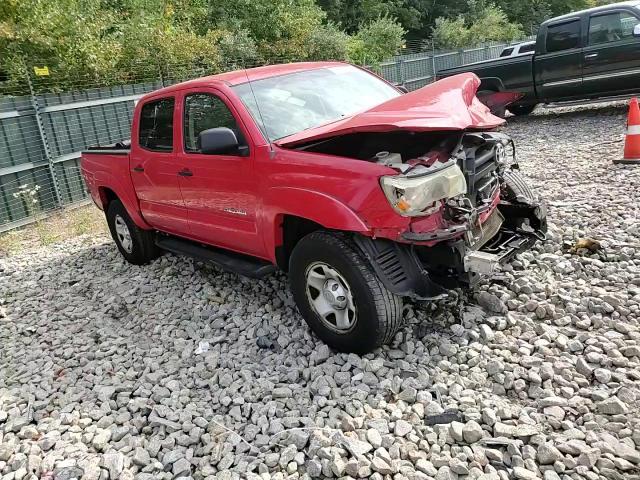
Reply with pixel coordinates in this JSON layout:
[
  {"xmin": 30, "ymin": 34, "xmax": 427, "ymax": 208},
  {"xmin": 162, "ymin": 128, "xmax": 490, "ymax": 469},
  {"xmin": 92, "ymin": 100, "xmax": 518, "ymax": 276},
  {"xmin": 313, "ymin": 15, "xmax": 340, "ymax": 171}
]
[
  {"xmin": 542, "ymin": 1, "xmax": 640, "ymax": 25},
  {"xmin": 141, "ymin": 61, "xmax": 348, "ymax": 100}
]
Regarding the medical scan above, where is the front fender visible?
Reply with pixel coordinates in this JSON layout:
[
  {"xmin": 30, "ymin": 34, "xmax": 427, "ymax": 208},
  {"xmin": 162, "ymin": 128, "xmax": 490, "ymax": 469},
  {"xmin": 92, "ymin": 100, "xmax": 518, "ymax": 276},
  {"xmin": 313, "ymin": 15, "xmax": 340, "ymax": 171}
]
[{"xmin": 262, "ymin": 187, "xmax": 371, "ymax": 263}]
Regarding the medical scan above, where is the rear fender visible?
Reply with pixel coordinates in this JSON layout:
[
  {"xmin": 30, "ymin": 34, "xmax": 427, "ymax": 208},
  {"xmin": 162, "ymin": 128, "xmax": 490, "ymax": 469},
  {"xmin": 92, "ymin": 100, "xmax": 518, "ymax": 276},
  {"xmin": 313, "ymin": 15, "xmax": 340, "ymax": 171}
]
[{"xmin": 93, "ymin": 171, "xmax": 151, "ymax": 229}]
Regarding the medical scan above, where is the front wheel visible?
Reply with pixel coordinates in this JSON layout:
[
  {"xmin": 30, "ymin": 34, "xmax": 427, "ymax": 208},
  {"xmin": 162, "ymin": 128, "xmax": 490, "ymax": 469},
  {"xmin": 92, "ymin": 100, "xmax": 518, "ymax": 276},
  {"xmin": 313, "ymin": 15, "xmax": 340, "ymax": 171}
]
[{"xmin": 289, "ymin": 232, "xmax": 403, "ymax": 354}]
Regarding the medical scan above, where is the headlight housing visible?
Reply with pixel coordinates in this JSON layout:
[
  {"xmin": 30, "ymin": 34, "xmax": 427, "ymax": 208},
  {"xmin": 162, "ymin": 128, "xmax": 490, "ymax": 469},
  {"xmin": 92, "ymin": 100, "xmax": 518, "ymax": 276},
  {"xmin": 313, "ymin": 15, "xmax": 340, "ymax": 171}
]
[{"xmin": 380, "ymin": 162, "xmax": 467, "ymax": 217}]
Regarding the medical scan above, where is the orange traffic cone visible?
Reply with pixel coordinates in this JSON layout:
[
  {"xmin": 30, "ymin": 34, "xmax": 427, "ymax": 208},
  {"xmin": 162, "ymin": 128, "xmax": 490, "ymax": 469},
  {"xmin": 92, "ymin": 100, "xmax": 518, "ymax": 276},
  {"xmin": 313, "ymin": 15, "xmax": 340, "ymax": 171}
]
[{"xmin": 615, "ymin": 97, "xmax": 640, "ymax": 164}]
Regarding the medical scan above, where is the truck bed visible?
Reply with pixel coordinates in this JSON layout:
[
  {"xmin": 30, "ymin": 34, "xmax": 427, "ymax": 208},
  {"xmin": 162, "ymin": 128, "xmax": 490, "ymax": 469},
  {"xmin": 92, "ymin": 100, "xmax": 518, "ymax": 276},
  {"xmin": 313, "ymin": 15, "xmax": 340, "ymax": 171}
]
[{"xmin": 81, "ymin": 142, "xmax": 136, "ymax": 214}]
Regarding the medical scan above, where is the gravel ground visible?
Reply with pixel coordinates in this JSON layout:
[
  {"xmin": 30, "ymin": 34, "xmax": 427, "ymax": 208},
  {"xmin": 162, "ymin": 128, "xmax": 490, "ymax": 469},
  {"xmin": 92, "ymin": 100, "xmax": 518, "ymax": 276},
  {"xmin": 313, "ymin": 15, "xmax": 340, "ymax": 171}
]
[{"xmin": 1, "ymin": 102, "xmax": 640, "ymax": 480}]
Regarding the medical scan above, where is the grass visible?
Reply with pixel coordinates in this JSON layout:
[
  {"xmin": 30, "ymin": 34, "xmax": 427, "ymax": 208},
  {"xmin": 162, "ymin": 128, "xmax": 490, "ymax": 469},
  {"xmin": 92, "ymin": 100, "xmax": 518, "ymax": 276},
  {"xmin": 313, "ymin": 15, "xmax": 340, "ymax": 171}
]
[{"xmin": 0, "ymin": 205, "xmax": 109, "ymax": 256}]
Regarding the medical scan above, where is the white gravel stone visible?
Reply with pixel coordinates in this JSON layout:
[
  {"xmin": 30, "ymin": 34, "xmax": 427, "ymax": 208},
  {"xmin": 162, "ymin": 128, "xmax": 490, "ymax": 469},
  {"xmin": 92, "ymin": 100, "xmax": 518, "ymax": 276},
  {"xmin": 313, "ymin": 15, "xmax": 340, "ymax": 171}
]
[
  {"xmin": 537, "ymin": 444, "xmax": 563, "ymax": 464},
  {"xmin": 597, "ymin": 397, "xmax": 629, "ymax": 414},
  {"xmin": 462, "ymin": 421, "xmax": 484, "ymax": 443}
]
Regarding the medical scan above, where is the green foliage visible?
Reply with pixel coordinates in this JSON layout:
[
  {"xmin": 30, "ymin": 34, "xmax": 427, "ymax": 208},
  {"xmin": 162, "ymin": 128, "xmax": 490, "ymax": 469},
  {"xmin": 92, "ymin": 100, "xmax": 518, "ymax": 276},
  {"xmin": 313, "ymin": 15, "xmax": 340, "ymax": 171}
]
[
  {"xmin": 304, "ymin": 24, "xmax": 350, "ymax": 61},
  {"xmin": 347, "ymin": 17, "xmax": 405, "ymax": 65},
  {"xmin": 318, "ymin": 0, "xmax": 394, "ymax": 34},
  {"xmin": 319, "ymin": 0, "xmax": 595, "ymax": 40},
  {"xmin": 432, "ymin": 4, "xmax": 524, "ymax": 48},
  {"xmin": 217, "ymin": 29, "xmax": 261, "ymax": 69},
  {"xmin": 0, "ymin": 0, "xmax": 602, "ymax": 91}
]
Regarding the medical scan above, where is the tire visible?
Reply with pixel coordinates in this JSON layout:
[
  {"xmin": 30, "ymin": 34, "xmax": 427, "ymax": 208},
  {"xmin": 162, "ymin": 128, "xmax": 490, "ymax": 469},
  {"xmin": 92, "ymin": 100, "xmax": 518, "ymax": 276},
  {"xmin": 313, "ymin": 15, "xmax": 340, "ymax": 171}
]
[
  {"xmin": 502, "ymin": 169, "xmax": 537, "ymax": 204},
  {"xmin": 508, "ymin": 104, "xmax": 536, "ymax": 116},
  {"xmin": 289, "ymin": 231, "xmax": 403, "ymax": 354},
  {"xmin": 106, "ymin": 199, "xmax": 160, "ymax": 265}
]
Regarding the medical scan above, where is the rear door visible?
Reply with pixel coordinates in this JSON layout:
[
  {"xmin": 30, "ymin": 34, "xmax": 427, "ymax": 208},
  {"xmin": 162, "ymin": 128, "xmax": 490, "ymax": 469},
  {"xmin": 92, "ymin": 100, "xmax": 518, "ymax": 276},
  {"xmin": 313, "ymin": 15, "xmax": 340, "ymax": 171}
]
[
  {"xmin": 535, "ymin": 18, "xmax": 584, "ymax": 101},
  {"xmin": 582, "ymin": 8, "xmax": 640, "ymax": 96},
  {"xmin": 176, "ymin": 90, "xmax": 264, "ymax": 258},
  {"xmin": 129, "ymin": 97, "xmax": 190, "ymax": 235}
]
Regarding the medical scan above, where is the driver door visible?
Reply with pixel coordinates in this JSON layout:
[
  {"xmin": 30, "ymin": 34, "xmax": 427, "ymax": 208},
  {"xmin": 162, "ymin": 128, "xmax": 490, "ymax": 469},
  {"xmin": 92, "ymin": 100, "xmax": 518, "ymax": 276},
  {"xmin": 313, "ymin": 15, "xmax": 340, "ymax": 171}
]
[
  {"xmin": 176, "ymin": 90, "xmax": 264, "ymax": 258},
  {"xmin": 582, "ymin": 9, "xmax": 640, "ymax": 96}
]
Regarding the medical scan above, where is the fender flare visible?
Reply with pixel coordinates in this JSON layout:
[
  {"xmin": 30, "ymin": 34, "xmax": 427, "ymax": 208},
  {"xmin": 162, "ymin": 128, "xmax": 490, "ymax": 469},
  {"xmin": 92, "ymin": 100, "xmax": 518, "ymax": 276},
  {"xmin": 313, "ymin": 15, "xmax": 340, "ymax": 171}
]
[{"xmin": 263, "ymin": 187, "xmax": 370, "ymax": 261}]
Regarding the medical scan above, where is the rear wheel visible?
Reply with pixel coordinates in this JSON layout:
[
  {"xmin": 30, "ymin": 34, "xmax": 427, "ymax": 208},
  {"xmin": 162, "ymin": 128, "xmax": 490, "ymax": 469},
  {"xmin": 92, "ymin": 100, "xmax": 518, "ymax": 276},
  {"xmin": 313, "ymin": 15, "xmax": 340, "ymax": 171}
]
[
  {"xmin": 289, "ymin": 231, "xmax": 403, "ymax": 354},
  {"xmin": 106, "ymin": 200, "xmax": 160, "ymax": 265},
  {"xmin": 508, "ymin": 104, "xmax": 537, "ymax": 116}
]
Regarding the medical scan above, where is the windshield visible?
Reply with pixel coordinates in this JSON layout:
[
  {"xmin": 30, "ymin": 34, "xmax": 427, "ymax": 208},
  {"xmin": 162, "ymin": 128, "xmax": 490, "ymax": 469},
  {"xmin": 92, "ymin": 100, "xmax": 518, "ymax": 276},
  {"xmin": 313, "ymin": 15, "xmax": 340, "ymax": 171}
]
[{"xmin": 232, "ymin": 65, "xmax": 400, "ymax": 142}]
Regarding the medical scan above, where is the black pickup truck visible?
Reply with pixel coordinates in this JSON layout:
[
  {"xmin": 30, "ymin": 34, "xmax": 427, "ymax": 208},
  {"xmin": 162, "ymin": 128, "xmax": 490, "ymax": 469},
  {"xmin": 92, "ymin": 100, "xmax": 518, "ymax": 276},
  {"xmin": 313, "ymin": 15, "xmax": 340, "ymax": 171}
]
[{"xmin": 437, "ymin": 1, "xmax": 640, "ymax": 115}]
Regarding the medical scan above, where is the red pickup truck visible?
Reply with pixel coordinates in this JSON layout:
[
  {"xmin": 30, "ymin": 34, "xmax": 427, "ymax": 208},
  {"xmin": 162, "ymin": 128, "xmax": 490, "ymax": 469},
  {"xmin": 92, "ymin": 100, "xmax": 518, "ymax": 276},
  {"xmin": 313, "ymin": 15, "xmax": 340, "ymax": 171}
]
[{"xmin": 81, "ymin": 62, "xmax": 546, "ymax": 353}]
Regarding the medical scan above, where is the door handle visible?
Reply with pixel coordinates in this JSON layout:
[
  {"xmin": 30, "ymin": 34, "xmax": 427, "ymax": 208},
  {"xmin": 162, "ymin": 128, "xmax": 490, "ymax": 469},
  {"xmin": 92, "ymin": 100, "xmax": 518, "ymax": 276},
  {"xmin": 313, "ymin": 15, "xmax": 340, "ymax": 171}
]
[
  {"xmin": 132, "ymin": 165, "xmax": 144, "ymax": 172},
  {"xmin": 178, "ymin": 168, "xmax": 193, "ymax": 177},
  {"xmin": 585, "ymin": 53, "xmax": 599, "ymax": 59}
]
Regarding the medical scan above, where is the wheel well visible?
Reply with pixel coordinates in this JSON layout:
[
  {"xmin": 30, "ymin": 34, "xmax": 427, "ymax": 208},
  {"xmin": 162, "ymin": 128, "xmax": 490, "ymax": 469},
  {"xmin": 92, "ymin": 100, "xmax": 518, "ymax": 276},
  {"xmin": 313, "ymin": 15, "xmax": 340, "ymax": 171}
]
[
  {"xmin": 275, "ymin": 215, "xmax": 324, "ymax": 272},
  {"xmin": 98, "ymin": 187, "xmax": 118, "ymax": 209},
  {"xmin": 479, "ymin": 78, "xmax": 503, "ymax": 93}
]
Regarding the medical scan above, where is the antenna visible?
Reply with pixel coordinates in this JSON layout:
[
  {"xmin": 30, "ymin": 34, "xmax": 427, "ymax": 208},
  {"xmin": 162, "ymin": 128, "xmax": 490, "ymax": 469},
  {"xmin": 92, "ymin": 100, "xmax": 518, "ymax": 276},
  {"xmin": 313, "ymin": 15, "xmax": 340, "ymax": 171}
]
[{"xmin": 244, "ymin": 68, "xmax": 273, "ymax": 155}]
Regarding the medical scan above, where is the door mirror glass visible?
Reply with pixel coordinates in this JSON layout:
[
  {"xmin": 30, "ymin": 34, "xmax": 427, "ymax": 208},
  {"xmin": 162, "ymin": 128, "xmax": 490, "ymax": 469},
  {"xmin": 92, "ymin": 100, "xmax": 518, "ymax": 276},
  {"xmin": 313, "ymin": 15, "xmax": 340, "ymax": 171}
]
[
  {"xmin": 198, "ymin": 127, "xmax": 239, "ymax": 155},
  {"xmin": 634, "ymin": 24, "xmax": 640, "ymax": 37}
]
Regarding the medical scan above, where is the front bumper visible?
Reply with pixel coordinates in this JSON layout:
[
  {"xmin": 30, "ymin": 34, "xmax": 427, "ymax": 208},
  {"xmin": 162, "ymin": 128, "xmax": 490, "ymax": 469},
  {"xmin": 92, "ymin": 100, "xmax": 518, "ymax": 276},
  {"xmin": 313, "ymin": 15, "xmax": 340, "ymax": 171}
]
[{"xmin": 355, "ymin": 199, "xmax": 547, "ymax": 300}]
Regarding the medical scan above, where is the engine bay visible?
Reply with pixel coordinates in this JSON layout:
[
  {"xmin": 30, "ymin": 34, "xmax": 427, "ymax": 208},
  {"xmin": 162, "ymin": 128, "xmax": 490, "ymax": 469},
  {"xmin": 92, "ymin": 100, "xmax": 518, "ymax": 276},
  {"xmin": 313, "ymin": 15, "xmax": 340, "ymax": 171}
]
[{"xmin": 296, "ymin": 131, "xmax": 460, "ymax": 172}]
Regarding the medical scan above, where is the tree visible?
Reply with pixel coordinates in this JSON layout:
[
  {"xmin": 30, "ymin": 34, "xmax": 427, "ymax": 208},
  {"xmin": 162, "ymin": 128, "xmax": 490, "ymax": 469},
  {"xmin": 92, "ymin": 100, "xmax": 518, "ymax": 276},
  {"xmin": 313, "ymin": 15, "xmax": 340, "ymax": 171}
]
[
  {"xmin": 304, "ymin": 23, "xmax": 350, "ymax": 61},
  {"xmin": 432, "ymin": 3, "xmax": 524, "ymax": 48},
  {"xmin": 0, "ymin": 0, "xmax": 408, "ymax": 91},
  {"xmin": 347, "ymin": 16, "xmax": 405, "ymax": 65}
]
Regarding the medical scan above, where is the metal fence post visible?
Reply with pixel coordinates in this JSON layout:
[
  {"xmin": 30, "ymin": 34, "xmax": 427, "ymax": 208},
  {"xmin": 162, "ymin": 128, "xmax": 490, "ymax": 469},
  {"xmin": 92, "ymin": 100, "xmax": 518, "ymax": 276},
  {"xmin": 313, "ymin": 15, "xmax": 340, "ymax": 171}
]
[
  {"xmin": 24, "ymin": 60, "xmax": 63, "ymax": 208},
  {"xmin": 395, "ymin": 56, "xmax": 405, "ymax": 87},
  {"xmin": 431, "ymin": 41, "xmax": 437, "ymax": 83}
]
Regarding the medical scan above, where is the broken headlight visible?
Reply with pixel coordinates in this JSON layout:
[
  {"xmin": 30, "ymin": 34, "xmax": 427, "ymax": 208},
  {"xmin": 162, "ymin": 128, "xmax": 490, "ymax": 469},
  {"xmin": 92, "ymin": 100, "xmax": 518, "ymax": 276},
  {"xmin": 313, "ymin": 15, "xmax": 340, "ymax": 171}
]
[{"xmin": 380, "ymin": 161, "xmax": 467, "ymax": 217}]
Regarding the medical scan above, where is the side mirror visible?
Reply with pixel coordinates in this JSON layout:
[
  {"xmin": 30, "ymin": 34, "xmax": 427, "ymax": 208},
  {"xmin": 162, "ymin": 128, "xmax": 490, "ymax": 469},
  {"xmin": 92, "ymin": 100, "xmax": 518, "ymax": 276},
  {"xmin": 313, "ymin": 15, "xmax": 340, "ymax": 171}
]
[
  {"xmin": 197, "ymin": 127, "xmax": 239, "ymax": 155},
  {"xmin": 397, "ymin": 85, "xmax": 409, "ymax": 94},
  {"xmin": 634, "ymin": 24, "xmax": 640, "ymax": 37}
]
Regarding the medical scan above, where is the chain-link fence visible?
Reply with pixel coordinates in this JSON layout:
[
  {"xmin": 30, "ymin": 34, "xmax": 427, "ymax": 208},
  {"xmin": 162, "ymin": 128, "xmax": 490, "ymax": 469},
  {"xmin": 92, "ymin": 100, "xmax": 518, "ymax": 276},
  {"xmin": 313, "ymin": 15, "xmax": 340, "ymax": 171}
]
[{"xmin": 0, "ymin": 37, "xmax": 533, "ymax": 233}]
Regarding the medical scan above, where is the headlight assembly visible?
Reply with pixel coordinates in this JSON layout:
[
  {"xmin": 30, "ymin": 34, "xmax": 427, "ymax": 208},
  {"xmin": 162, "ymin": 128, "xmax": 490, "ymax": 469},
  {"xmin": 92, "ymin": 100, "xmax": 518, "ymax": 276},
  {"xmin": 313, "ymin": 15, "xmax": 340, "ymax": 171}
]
[{"xmin": 380, "ymin": 162, "xmax": 467, "ymax": 217}]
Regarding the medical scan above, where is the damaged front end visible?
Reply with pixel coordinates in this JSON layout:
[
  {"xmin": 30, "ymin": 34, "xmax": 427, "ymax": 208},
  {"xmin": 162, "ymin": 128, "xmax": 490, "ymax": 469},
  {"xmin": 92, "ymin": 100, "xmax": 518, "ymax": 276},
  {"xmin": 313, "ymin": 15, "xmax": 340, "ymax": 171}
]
[{"xmin": 355, "ymin": 131, "xmax": 547, "ymax": 300}]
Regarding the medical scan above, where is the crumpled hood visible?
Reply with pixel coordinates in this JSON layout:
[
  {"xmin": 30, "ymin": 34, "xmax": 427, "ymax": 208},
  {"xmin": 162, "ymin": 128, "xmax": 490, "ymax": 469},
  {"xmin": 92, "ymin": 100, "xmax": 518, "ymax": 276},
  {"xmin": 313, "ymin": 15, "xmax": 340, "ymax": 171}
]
[{"xmin": 276, "ymin": 72, "xmax": 505, "ymax": 148}]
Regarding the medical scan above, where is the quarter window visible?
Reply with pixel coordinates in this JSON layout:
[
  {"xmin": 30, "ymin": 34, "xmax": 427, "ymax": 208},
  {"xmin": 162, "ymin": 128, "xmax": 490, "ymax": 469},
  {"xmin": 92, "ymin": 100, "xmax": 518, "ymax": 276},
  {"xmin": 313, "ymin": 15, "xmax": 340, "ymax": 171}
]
[
  {"xmin": 520, "ymin": 43, "xmax": 536, "ymax": 53},
  {"xmin": 546, "ymin": 20, "xmax": 581, "ymax": 52},
  {"xmin": 500, "ymin": 47, "xmax": 514, "ymax": 57},
  {"xmin": 139, "ymin": 98, "xmax": 174, "ymax": 152},
  {"xmin": 183, "ymin": 94, "xmax": 245, "ymax": 153},
  {"xmin": 589, "ymin": 11, "xmax": 639, "ymax": 45}
]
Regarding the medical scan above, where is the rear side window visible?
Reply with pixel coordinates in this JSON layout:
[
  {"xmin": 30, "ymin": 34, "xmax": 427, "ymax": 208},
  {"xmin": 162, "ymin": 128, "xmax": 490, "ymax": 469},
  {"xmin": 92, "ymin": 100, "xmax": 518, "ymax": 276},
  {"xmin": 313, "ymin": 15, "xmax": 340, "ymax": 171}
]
[
  {"xmin": 183, "ymin": 93, "xmax": 246, "ymax": 153},
  {"xmin": 500, "ymin": 47, "xmax": 514, "ymax": 57},
  {"xmin": 546, "ymin": 20, "xmax": 581, "ymax": 52},
  {"xmin": 139, "ymin": 98, "xmax": 174, "ymax": 152},
  {"xmin": 520, "ymin": 43, "xmax": 536, "ymax": 53},
  {"xmin": 589, "ymin": 11, "xmax": 639, "ymax": 45}
]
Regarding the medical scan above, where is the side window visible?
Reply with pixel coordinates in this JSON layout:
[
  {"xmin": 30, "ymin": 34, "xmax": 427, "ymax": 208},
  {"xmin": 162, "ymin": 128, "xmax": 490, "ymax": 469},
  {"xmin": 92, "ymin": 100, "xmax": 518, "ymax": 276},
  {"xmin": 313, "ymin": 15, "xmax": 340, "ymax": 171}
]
[
  {"xmin": 139, "ymin": 98, "xmax": 174, "ymax": 152},
  {"xmin": 500, "ymin": 47, "xmax": 514, "ymax": 57},
  {"xmin": 546, "ymin": 20, "xmax": 581, "ymax": 52},
  {"xmin": 183, "ymin": 93, "xmax": 246, "ymax": 153},
  {"xmin": 589, "ymin": 11, "xmax": 639, "ymax": 45},
  {"xmin": 520, "ymin": 43, "xmax": 536, "ymax": 53}
]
